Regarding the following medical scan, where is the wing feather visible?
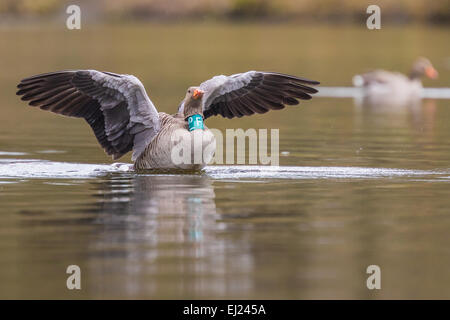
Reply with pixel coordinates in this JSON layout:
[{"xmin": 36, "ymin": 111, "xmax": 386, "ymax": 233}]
[
  {"xmin": 199, "ymin": 71, "xmax": 319, "ymax": 119},
  {"xmin": 17, "ymin": 70, "xmax": 160, "ymax": 160}
]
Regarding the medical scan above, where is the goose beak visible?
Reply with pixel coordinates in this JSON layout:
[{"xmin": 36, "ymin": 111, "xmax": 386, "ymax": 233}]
[
  {"xmin": 425, "ymin": 66, "xmax": 438, "ymax": 79},
  {"xmin": 193, "ymin": 89, "xmax": 204, "ymax": 100}
]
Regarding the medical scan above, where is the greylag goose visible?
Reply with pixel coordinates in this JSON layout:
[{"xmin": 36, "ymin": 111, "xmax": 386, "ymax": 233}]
[
  {"xmin": 353, "ymin": 57, "xmax": 438, "ymax": 107},
  {"xmin": 17, "ymin": 70, "xmax": 319, "ymax": 170}
]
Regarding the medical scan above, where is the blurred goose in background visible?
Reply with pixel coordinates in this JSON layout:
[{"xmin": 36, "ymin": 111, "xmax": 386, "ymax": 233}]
[
  {"xmin": 17, "ymin": 70, "xmax": 319, "ymax": 170},
  {"xmin": 353, "ymin": 57, "xmax": 438, "ymax": 107}
]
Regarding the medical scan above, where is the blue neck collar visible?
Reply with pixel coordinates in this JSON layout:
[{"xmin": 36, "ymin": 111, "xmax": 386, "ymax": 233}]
[{"xmin": 187, "ymin": 114, "xmax": 204, "ymax": 131}]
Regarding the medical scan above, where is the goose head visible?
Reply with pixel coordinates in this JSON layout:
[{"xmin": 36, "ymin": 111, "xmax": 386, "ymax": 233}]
[
  {"xmin": 183, "ymin": 86, "xmax": 205, "ymax": 119},
  {"xmin": 410, "ymin": 57, "xmax": 438, "ymax": 80}
]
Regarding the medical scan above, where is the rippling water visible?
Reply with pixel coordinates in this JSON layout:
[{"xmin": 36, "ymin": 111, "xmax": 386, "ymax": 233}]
[{"xmin": 0, "ymin": 23, "xmax": 449, "ymax": 299}]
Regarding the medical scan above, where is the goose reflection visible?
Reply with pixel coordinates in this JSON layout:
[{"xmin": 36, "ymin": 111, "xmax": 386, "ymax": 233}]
[
  {"xmin": 353, "ymin": 90, "xmax": 423, "ymax": 112},
  {"xmin": 353, "ymin": 93, "xmax": 423, "ymax": 125},
  {"xmin": 353, "ymin": 96, "xmax": 437, "ymax": 138},
  {"xmin": 92, "ymin": 174, "xmax": 217, "ymax": 243},
  {"xmin": 86, "ymin": 174, "xmax": 253, "ymax": 298}
]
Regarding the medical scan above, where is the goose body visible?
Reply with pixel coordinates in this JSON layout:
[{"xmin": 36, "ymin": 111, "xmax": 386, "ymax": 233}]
[
  {"xmin": 135, "ymin": 112, "xmax": 216, "ymax": 170},
  {"xmin": 354, "ymin": 70, "xmax": 422, "ymax": 95},
  {"xmin": 17, "ymin": 70, "xmax": 319, "ymax": 170}
]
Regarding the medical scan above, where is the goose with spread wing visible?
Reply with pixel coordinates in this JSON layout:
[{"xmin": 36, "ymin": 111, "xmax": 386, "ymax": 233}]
[{"xmin": 17, "ymin": 70, "xmax": 319, "ymax": 170}]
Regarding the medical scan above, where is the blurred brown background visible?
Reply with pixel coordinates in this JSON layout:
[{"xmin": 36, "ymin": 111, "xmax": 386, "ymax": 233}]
[{"xmin": 1, "ymin": 0, "xmax": 449, "ymax": 24}]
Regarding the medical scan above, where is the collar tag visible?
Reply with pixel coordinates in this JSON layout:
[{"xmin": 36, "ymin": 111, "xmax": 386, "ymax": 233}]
[{"xmin": 188, "ymin": 114, "xmax": 204, "ymax": 131}]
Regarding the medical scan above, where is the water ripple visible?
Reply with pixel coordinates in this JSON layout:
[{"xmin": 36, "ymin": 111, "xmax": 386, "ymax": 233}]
[{"xmin": 0, "ymin": 160, "xmax": 448, "ymax": 181}]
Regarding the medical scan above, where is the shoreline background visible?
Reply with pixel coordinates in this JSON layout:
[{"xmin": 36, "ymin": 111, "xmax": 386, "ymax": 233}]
[{"xmin": 1, "ymin": 0, "xmax": 449, "ymax": 25}]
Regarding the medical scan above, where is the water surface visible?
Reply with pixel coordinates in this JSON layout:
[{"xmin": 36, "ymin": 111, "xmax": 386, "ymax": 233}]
[{"xmin": 0, "ymin": 23, "xmax": 449, "ymax": 299}]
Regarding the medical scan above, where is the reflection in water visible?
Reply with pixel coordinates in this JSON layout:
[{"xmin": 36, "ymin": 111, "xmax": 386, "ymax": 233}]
[
  {"xmin": 354, "ymin": 95, "xmax": 437, "ymax": 139},
  {"xmin": 93, "ymin": 174, "xmax": 217, "ymax": 242},
  {"xmin": 3, "ymin": 167, "xmax": 450, "ymax": 299},
  {"xmin": 353, "ymin": 91, "xmax": 422, "ymax": 112},
  {"xmin": 87, "ymin": 174, "xmax": 254, "ymax": 298}
]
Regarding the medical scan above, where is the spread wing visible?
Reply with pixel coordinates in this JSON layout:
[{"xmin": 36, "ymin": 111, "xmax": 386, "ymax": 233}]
[
  {"xmin": 16, "ymin": 70, "xmax": 160, "ymax": 161},
  {"xmin": 197, "ymin": 71, "xmax": 319, "ymax": 119}
]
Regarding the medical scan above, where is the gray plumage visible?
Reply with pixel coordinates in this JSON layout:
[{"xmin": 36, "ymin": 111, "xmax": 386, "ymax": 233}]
[
  {"xmin": 352, "ymin": 57, "xmax": 438, "ymax": 89},
  {"xmin": 17, "ymin": 70, "xmax": 319, "ymax": 170},
  {"xmin": 17, "ymin": 70, "xmax": 159, "ymax": 161},
  {"xmin": 179, "ymin": 71, "xmax": 319, "ymax": 119},
  {"xmin": 352, "ymin": 57, "xmax": 438, "ymax": 107}
]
